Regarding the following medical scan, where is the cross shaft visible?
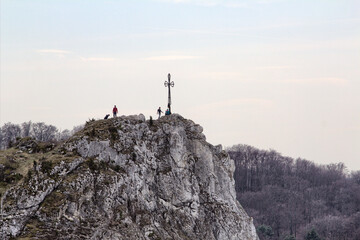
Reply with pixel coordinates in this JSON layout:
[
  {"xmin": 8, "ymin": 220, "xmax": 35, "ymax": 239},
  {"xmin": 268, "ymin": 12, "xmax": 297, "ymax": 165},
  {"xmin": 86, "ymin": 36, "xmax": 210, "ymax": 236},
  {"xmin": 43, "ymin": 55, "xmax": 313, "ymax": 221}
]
[{"xmin": 164, "ymin": 73, "xmax": 174, "ymax": 113}]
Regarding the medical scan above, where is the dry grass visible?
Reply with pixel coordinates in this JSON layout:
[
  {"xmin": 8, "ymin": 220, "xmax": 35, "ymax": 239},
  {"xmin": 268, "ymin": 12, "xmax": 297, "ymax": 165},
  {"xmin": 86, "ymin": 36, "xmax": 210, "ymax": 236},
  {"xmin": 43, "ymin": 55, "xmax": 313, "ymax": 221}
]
[
  {"xmin": 70, "ymin": 118, "xmax": 122, "ymax": 145},
  {"xmin": 0, "ymin": 146, "xmax": 78, "ymax": 197}
]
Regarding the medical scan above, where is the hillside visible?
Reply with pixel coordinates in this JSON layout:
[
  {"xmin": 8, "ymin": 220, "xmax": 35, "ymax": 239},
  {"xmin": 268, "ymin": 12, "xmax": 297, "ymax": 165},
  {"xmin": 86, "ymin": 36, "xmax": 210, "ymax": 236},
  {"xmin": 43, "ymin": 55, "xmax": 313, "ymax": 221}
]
[
  {"xmin": 0, "ymin": 114, "xmax": 258, "ymax": 240},
  {"xmin": 228, "ymin": 144, "xmax": 360, "ymax": 240}
]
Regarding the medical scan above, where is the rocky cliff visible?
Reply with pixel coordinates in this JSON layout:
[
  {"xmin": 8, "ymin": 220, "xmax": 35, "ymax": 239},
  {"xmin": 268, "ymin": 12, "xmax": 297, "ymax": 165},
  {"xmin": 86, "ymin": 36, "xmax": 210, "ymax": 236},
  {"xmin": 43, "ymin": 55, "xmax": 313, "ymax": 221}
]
[{"xmin": 0, "ymin": 114, "xmax": 258, "ymax": 240}]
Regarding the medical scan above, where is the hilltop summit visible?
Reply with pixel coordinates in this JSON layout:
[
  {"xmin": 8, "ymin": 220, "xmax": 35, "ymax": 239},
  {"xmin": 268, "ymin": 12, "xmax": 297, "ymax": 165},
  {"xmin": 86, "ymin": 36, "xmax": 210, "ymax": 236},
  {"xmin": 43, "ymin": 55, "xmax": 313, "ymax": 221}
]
[{"xmin": 0, "ymin": 114, "xmax": 258, "ymax": 240}]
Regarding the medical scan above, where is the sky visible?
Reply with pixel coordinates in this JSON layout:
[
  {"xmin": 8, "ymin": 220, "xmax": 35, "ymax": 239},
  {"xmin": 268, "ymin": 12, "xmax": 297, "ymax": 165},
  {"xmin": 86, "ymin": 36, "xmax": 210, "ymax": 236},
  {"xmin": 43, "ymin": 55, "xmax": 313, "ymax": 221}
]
[{"xmin": 1, "ymin": 0, "xmax": 359, "ymax": 170}]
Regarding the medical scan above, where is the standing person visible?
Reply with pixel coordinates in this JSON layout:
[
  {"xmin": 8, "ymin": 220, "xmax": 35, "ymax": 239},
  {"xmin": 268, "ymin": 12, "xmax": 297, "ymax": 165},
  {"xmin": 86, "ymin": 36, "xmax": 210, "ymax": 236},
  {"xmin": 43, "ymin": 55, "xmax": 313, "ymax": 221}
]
[
  {"xmin": 157, "ymin": 107, "xmax": 163, "ymax": 119},
  {"xmin": 112, "ymin": 105, "xmax": 118, "ymax": 118}
]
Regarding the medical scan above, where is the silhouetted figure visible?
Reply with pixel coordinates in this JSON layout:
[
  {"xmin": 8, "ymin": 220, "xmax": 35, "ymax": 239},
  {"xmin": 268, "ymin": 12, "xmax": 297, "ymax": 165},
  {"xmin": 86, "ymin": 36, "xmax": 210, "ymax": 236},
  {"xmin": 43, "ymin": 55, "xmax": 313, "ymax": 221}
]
[
  {"xmin": 157, "ymin": 107, "xmax": 163, "ymax": 119},
  {"xmin": 164, "ymin": 73, "xmax": 174, "ymax": 113},
  {"xmin": 113, "ymin": 105, "xmax": 118, "ymax": 118},
  {"xmin": 104, "ymin": 114, "xmax": 110, "ymax": 119}
]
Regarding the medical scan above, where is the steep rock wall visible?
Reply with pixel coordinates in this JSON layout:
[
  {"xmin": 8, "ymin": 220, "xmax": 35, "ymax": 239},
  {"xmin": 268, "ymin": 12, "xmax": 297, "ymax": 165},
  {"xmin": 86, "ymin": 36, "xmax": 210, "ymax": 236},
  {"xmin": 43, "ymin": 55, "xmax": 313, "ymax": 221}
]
[{"xmin": 0, "ymin": 114, "xmax": 258, "ymax": 240}]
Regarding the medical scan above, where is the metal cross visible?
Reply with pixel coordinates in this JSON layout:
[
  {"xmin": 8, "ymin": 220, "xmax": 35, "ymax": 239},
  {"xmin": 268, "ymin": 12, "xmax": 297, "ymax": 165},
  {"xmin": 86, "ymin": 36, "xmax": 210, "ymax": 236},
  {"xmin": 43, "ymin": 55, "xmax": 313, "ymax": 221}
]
[{"xmin": 164, "ymin": 73, "xmax": 174, "ymax": 113}]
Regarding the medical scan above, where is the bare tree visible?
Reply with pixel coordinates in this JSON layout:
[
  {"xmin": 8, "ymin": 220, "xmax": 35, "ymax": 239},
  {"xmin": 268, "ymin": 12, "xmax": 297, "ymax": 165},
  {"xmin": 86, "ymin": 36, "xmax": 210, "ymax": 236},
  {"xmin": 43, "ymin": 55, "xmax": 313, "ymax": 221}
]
[
  {"xmin": 0, "ymin": 122, "xmax": 21, "ymax": 149},
  {"xmin": 71, "ymin": 124, "xmax": 84, "ymax": 134},
  {"xmin": 57, "ymin": 129, "xmax": 72, "ymax": 141},
  {"xmin": 21, "ymin": 121, "xmax": 32, "ymax": 137},
  {"xmin": 32, "ymin": 122, "xmax": 57, "ymax": 142}
]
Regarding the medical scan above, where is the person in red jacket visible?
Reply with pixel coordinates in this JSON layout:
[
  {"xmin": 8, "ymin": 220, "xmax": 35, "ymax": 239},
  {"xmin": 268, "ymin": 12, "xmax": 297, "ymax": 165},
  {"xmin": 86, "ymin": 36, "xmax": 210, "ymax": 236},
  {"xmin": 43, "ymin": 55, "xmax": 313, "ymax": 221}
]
[{"xmin": 113, "ymin": 105, "xmax": 118, "ymax": 118}]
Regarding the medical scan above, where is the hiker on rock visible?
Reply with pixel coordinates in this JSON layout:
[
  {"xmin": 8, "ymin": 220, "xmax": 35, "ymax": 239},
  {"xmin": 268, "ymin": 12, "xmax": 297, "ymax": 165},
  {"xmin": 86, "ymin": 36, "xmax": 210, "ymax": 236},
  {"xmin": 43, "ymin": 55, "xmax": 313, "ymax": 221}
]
[
  {"xmin": 157, "ymin": 107, "xmax": 163, "ymax": 119},
  {"xmin": 165, "ymin": 109, "xmax": 171, "ymax": 115},
  {"xmin": 113, "ymin": 105, "xmax": 118, "ymax": 118}
]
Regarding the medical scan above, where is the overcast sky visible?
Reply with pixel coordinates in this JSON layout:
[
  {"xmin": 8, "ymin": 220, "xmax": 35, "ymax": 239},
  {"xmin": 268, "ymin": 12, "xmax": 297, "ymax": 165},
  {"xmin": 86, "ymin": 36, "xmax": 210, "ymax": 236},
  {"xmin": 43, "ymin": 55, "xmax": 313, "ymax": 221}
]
[{"xmin": 1, "ymin": 0, "xmax": 359, "ymax": 170}]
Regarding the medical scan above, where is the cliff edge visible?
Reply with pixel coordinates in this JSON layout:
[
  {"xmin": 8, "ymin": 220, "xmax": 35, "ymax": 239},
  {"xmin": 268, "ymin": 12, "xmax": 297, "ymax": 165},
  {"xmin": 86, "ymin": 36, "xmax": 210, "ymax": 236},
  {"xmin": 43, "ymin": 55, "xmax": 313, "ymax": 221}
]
[{"xmin": 0, "ymin": 114, "xmax": 258, "ymax": 240}]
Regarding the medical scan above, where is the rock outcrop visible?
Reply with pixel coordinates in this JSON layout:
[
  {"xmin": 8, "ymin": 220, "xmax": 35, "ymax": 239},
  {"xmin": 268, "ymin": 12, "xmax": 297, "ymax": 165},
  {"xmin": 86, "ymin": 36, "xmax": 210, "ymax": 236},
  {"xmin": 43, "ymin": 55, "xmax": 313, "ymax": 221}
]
[{"xmin": 0, "ymin": 114, "xmax": 258, "ymax": 240}]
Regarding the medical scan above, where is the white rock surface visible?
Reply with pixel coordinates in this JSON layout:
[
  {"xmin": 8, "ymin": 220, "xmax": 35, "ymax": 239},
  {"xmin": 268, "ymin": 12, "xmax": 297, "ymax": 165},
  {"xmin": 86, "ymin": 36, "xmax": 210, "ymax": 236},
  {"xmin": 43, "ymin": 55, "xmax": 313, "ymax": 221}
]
[{"xmin": 0, "ymin": 114, "xmax": 258, "ymax": 240}]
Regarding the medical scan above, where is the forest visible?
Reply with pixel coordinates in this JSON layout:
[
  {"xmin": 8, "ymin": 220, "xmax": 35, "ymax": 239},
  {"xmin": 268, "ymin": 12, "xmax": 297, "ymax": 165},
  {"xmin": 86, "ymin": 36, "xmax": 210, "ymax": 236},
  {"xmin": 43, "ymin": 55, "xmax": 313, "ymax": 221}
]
[
  {"xmin": 0, "ymin": 121, "xmax": 83, "ymax": 150},
  {"xmin": 228, "ymin": 144, "xmax": 360, "ymax": 240}
]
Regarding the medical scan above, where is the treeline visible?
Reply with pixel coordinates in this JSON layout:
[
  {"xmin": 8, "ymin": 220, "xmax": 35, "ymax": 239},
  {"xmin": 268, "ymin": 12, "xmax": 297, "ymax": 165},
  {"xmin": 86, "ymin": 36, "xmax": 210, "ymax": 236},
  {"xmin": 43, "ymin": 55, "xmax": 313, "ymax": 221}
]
[
  {"xmin": 0, "ymin": 121, "xmax": 83, "ymax": 150},
  {"xmin": 227, "ymin": 144, "xmax": 360, "ymax": 240}
]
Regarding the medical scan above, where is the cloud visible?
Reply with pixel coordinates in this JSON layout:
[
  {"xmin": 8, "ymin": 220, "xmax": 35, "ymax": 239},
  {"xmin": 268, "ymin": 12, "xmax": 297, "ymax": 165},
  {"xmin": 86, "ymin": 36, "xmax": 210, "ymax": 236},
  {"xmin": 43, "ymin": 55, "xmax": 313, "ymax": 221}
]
[
  {"xmin": 37, "ymin": 49, "xmax": 120, "ymax": 62},
  {"xmin": 37, "ymin": 49, "xmax": 71, "ymax": 54},
  {"xmin": 186, "ymin": 98, "xmax": 273, "ymax": 123},
  {"xmin": 256, "ymin": 0, "xmax": 290, "ymax": 4},
  {"xmin": 197, "ymin": 71, "xmax": 248, "ymax": 81},
  {"xmin": 256, "ymin": 66, "xmax": 296, "ymax": 70},
  {"xmin": 37, "ymin": 49, "xmax": 73, "ymax": 59},
  {"xmin": 157, "ymin": 0, "xmax": 295, "ymax": 7},
  {"xmin": 80, "ymin": 57, "xmax": 118, "ymax": 62},
  {"xmin": 157, "ymin": 0, "xmax": 249, "ymax": 8},
  {"xmin": 224, "ymin": 2, "xmax": 248, "ymax": 8},
  {"xmin": 284, "ymin": 77, "xmax": 348, "ymax": 85},
  {"xmin": 213, "ymin": 98, "xmax": 273, "ymax": 107},
  {"xmin": 142, "ymin": 55, "xmax": 201, "ymax": 61},
  {"xmin": 195, "ymin": 98, "xmax": 273, "ymax": 112}
]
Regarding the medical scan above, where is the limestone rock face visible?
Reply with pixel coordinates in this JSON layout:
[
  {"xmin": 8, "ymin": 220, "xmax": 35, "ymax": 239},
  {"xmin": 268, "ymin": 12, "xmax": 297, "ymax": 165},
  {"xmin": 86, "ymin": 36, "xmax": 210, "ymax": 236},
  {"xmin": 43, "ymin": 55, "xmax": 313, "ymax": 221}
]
[{"xmin": 0, "ymin": 114, "xmax": 258, "ymax": 240}]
